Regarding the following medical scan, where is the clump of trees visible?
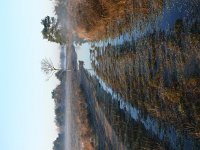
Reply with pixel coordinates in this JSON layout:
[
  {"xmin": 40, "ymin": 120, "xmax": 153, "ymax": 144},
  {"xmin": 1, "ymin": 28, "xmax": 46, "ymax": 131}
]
[
  {"xmin": 41, "ymin": 0, "xmax": 88, "ymax": 44},
  {"xmin": 41, "ymin": 58, "xmax": 66, "ymax": 150},
  {"xmin": 52, "ymin": 70, "xmax": 66, "ymax": 150},
  {"xmin": 41, "ymin": 16, "xmax": 66, "ymax": 44},
  {"xmin": 53, "ymin": 133, "xmax": 65, "ymax": 150},
  {"xmin": 54, "ymin": 0, "xmax": 68, "ymax": 25}
]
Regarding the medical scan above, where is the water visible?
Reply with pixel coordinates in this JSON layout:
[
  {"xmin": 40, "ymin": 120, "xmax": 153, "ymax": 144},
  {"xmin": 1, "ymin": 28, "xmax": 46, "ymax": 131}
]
[
  {"xmin": 65, "ymin": 45, "xmax": 72, "ymax": 150},
  {"xmin": 75, "ymin": 0, "xmax": 200, "ymax": 149},
  {"xmin": 64, "ymin": 44, "xmax": 81, "ymax": 149}
]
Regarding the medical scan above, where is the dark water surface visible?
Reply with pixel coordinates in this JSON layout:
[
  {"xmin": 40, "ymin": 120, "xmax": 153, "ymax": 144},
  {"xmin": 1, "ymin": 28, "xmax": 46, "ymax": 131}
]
[{"xmin": 78, "ymin": 0, "xmax": 200, "ymax": 149}]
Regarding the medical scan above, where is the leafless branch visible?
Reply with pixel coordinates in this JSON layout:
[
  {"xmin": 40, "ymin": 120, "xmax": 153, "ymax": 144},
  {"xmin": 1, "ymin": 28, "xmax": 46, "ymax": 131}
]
[{"xmin": 41, "ymin": 58, "xmax": 59, "ymax": 80}]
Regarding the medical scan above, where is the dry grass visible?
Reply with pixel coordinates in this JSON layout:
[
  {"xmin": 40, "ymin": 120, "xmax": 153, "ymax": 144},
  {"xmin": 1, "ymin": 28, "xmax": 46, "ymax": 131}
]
[
  {"xmin": 70, "ymin": 62, "xmax": 95, "ymax": 150},
  {"xmin": 160, "ymin": 89, "xmax": 182, "ymax": 103},
  {"xmin": 72, "ymin": 84, "xmax": 95, "ymax": 150},
  {"xmin": 90, "ymin": 27, "xmax": 200, "ymax": 139},
  {"xmin": 67, "ymin": 0, "xmax": 163, "ymax": 40}
]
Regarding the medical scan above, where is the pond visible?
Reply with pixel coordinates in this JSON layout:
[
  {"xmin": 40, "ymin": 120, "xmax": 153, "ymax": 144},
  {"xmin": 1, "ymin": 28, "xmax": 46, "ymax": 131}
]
[{"xmin": 75, "ymin": 0, "xmax": 200, "ymax": 149}]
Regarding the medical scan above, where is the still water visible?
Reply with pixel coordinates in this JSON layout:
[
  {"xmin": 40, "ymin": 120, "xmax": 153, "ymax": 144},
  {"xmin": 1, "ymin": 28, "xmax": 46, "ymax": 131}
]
[{"xmin": 76, "ymin": 0, "xmax": 200, "ymax": 149}]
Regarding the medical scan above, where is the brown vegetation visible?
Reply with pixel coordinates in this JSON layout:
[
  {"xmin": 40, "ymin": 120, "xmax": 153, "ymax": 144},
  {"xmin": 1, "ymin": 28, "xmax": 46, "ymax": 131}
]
[
  {"xmin": 90, "ymin": 21, "xmax": 200, "ymax": 139},
  {"xmin": 68, "ymin": 0, "xmax": 163, "ymax": 40},
  {"xmin": 79, "ymin": 68, "xmax": 166, "ymax": 149},
  {"xmin": 70, "ymin": 67, "xmax": 95, "ymax": 150}
]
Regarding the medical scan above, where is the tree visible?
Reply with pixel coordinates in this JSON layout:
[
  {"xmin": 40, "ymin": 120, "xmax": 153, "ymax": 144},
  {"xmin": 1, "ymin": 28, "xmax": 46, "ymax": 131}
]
[
  {"xmin": 41, "ymin": 58, "xmax": 60, "ymax": 80},
  {"xmin": 53, "ymin": 133, "xmax": 65, "ymax": 150},
  {"xmin": 41, "ymin": 16, "xmax": 65, "ymax": 44}
]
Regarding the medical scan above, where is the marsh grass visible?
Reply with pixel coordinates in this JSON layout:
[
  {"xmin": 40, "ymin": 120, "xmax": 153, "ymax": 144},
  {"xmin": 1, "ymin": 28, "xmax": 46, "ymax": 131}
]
[{"xmin": 68, "ymin": 0, "xmax": 163, "ymax": 40}]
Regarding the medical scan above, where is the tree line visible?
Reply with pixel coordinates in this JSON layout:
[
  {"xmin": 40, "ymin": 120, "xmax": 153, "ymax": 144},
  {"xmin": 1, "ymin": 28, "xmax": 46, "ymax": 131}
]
[{"xmin": 52, "ymin": 70, "xmax": 66, "ymax": 150}]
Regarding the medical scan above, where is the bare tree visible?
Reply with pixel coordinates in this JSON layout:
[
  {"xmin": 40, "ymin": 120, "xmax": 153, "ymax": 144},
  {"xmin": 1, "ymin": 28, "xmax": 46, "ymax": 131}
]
[
  {"xmin": 41, "ymin": 58, "xmax": 94, "ymax": 81},
  {"xmin": 41, "ymin": 58, "xmax": 60, "ymax": 80}
]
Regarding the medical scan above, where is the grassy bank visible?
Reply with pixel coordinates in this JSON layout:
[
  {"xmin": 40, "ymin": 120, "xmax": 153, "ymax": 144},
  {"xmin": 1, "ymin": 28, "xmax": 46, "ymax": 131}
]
[{"xmin": 68, "ymin": 0, "xmax": 163, "ymax": 40}]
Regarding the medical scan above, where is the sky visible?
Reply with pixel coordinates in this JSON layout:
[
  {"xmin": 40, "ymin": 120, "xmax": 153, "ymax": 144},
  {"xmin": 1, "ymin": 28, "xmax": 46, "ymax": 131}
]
[
  {"xmin": 0, "ymin": 0, "xmax": 60, "ymax": 150},
  {"xmin": 75, "ymin": 43, "xmax": 92, "ymax": 70}
]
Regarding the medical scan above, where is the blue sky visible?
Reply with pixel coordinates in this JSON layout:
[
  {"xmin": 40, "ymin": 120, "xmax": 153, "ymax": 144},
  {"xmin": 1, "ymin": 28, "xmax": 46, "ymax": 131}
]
[
  {"xmin": 75, "ymin": 43, "xmax": 92, "ymax": 70},
  {"xmin": 0, "ymin": 0, "xmax": 60, "ymax": 150}
]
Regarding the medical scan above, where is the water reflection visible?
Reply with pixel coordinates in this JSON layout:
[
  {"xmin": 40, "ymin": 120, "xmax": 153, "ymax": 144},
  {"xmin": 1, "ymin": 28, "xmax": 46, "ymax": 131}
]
[
  {"xmin": 77, "ymin": 0, "xmax": 200, "ymax": 149},
  {"xmin": 80, "ymin": 68, "xmax": 166, "ymax": 149}
]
